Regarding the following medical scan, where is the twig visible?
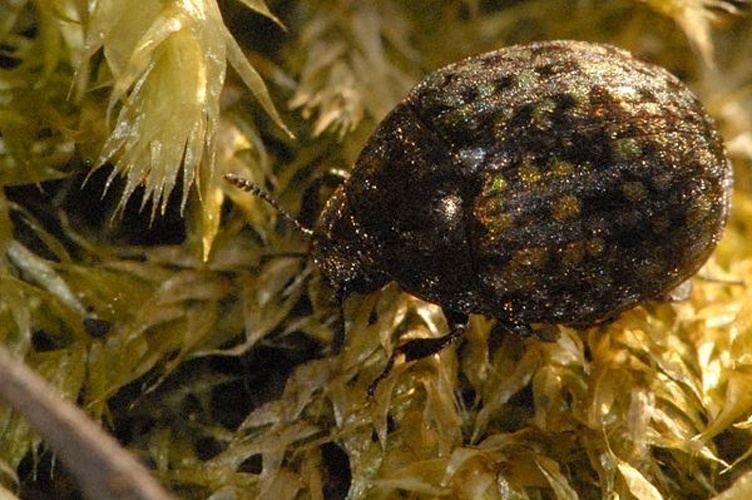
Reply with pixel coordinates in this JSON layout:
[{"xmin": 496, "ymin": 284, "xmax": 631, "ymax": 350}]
[{"xmin": 0, "ymin": 344, "xmax": 174, "ymax": 499}]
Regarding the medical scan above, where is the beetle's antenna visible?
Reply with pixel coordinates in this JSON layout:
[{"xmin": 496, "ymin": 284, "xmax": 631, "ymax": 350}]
[{"xmin": 224, "ymin": 173, "xmax": 315, "ymax": 238}]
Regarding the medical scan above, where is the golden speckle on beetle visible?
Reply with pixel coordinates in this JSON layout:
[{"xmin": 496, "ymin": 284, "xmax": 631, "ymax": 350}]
[
  {"xmin": 530, "ymin": 98, "xmax": 557, "ymax": 130},
  {"xmin": 621, "ymin": 181, "xmax": 648, "ymax": 203},
  {"xmin": 518, "ymin": 162, "xmax": 542, "ymax": 184},
  {"xmin": 551, "ymin": 194, "xmax": 582, "ymax": 221},
  {"xmin": 585, "ymin": 238, "xmax": 606, "ymax": 257},
  {"xmin": 548, "ymin": 159, "xmax": 575, "ymax": 178},
  {"xmin": 561, "ymin": 241, "xmax": 586, "ymax": 267}
]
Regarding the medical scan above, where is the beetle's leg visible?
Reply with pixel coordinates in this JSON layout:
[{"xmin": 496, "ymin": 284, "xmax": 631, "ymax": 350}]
[
  {"xmin": 328, "ymin": 287, "xmax": 347, "ymax": 355},
  {"xmin": 498, "ymin": 318, "xmax": 559, "ymax": 342},
  {"xmin": 331, "ymin": 308, "xmax": 345, "ymax": 354},
  {"xmin": 368, "ymin": 311, "xmax": 468, "ymax": 397}
]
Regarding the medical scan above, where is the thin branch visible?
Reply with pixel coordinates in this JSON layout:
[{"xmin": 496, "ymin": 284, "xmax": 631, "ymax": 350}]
[{"xmin": 0, "ymin": 345, "xmax": 174, "ymax": 500}]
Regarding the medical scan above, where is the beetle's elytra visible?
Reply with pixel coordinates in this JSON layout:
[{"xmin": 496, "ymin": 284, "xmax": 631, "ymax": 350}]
[{"xmin": 228, "ymin": 40, "xmax": 732, "ymax": 390}]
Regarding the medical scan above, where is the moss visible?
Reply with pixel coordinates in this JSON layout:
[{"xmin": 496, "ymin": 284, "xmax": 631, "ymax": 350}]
[{"xmin": 1, "ymin": 0, "xmax": 751, "ymax": 498}]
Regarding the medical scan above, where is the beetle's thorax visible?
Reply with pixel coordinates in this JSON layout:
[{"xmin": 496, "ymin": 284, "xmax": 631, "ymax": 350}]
[{"xmin": 312, "ymin": 185, "xmax": 388, "ymax": 296}]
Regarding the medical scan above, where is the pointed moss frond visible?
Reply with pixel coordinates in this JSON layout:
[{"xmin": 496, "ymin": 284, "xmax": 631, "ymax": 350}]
[
  {"xmin": 83, "ymin": 0, "xmax": 288, "ymax": 218},
  {"xmin": 232, "ymin": 0, "xmax": 286, "ymax": 30},
  {"xmin": 288, "ymin": 0, "xmax": 418, "ymax": 138},
  {"xmin": 644, "ymin": 0, "xmax": 747, "ymax": 64},
  {"xmin": 0, "ymin": 1, "xmax": 92, "ymax": 185}
]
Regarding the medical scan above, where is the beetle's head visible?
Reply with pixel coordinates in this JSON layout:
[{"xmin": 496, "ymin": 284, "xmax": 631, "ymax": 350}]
[
  {"xmin": 224, "ymin": 173, "xmax": 384, "ymax": 297},
  {"xmin": 311, "ymin": 185, "xmax": 389, "ymax": 296}
]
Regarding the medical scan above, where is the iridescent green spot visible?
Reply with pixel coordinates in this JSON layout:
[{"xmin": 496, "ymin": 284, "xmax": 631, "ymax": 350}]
[
  {"xmin": 484, "ymin": 175, "xmax": 508, "ymax": 196},
  {"xmin": 493, "ymin": 109, "xmax": 516, "ymax": 139},
  {"xmin": 531, "ymin": 98, "xmax": 557, "ymax": 129},
  {"xmin": 568, "ymin": 88, "xmax": 590, "ymax": 112},
  {"xmin": 517, "ymin": 69, "xmax": 540, "ymax": 88},
  {"xmin": 477, "ymin": 83, "xmax": 495, "ymax": 100},
  {"xmin": 443, "ymin": 102, "xmax": 474, "ymax": 128},
  {"xmin": 548, "ymin": 159, "xmax": 574, "ymax": 177},
  {"xmin": 612, "ymin": 137, "xmax": 642, "ymax": 162},
  {"xmin": 500, "ymin": 106, "xmax": 516, "ymax": 120},
  {"xmin": 440, "ymin": 92, "xmax": 463, "ymax": 108}
]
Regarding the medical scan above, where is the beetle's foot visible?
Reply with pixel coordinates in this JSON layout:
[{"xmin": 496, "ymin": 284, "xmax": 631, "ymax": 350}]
[{"xmin": 367, "ymin": 312, "xmax": 468, "ymax": 397}]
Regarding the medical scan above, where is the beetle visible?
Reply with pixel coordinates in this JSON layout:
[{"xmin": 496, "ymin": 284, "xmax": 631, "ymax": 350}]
[{"xmin": 226, "ymin": 40, "xmax": 732, "ymax": 394}]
